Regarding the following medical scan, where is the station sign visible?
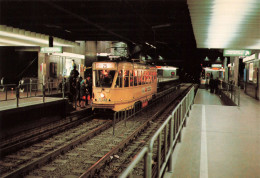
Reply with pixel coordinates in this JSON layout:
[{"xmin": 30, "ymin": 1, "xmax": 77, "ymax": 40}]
[
  {"xmin": 243, "ymin": 54, "xmax": 256, "ymax": 63},
  {"xmin": 40, "ymin": 47, "xmax": 62, "ymax": 53},
  {"xmin": 223, "ymin": 49, "xmax": 251, "ymax": 56}
]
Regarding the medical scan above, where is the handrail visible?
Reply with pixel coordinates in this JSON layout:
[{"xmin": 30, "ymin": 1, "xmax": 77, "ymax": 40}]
[
  {"xmin": 0, "ymin": 80, "xmax": 67, "ymax": 104},
  {"xmin": 119, "ymin": 86, "xmax": 195, "ymax": 178},
  {"xmin": 112, "ymin": 84, "xmax": 180, "ymax": 135},
  {"xmin": 119, "ymin": 147, "xmax": 149, "ymax": 178}
]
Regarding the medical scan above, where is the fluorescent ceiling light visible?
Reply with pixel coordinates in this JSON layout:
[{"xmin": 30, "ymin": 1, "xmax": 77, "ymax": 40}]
[
  {"xmin": 206, "ymin": 0, "xmax": 257, "ymax": 48},
  {"xmin": 0, "ymin": 31, "xmax": 48, "ymax": 44},
  {"xmin": 51, "ymin": 52, "xmax": 85, "ymax": 59},
  {"xmin": 0, "ymin": 38, "xmax": 36, "ymax": 46},
  {"xmin": 0, "ymin": 25, "xmax": 79, "ymax": 47},
  {"xmin": 187, "ymin": 0, "xmax": 260, "ymax": 49},
  {"xmin": 247, "ymin": 40, "xmax": 260, "ymax": 49}
]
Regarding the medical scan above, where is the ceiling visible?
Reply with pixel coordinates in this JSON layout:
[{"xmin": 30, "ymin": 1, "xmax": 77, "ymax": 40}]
[
  {"xmin": 2, "ymin": 0, "xmax": 258, "ymax": 66},
  {"xmin": 0, "ymin": 0, "xmax": 196, "ymax": 60},
  {"xmin": 187, "ymin": 0, "xmax": 260, "ymax": 50}
]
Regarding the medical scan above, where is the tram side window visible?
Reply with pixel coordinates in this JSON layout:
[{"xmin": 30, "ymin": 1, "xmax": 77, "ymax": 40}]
[
  {"xmin": 116, "ymin": 70, "xmax": 123, "ymax": 88},
  {"xmin": 142, "ymin": 71, "xmax": 145, "ymax": 85},
  {"xmin": 134, "ymin": 70, "xmax": 138, "ymax": 86},
  {"xmin": 145, "ymin": 71, "xmax": 149, "ymax": 84},
  {"xmin": 149, "ymin": 71, "xmax": 152, "ymax": 83},
  {"xmin": 130, "ymin": 70, "xmax": 134, "ymax": 86},
  {"xmin": 138, "ymin": 70, "xmax": 142, "ymax": 85},
  {"xmin": 124, "ymin": 70, "xmax": 129, "ymax": 87},
  {"xmin": 95, "ymin": 70, "xmax": 115, "ymax": 88}
]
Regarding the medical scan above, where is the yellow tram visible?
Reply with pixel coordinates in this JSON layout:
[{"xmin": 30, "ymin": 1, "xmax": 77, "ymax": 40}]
[{"xmin": 92, "ymin": 61, "xmax": 157, "ymax": 111}]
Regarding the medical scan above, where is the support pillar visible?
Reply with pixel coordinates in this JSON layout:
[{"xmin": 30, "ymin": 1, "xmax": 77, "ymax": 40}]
[{"xmin": 234, "ymin": 56, "xmax": 239, "ymax": 86}]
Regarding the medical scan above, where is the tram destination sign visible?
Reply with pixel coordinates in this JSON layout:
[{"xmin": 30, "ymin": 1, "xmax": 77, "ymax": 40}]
[
  {"xmin": 224, "ymin": 49, "xmax": 251, "ymax": 56},
  {"xmin": 40, "ymin": 47, "xmax": 62, "ymax": 53}
]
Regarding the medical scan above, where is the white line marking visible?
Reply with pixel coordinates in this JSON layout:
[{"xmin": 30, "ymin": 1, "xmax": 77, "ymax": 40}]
[{"xmin": 200, "ymin": 105, "xmax": 208, "ymax": 178}]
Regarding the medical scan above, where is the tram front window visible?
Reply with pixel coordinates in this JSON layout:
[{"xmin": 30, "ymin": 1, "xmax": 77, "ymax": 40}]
[{"xmin": 95, "ymin": 70, "xmax": 115, "ymax": 88}]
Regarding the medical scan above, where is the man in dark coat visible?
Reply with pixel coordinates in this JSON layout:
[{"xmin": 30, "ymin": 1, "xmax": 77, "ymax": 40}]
[{"xmin": 69, "ymin": 66, "xmax": 79, "ymax": 102}]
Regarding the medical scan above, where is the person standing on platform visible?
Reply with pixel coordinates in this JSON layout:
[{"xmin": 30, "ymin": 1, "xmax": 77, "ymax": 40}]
[
  {"xmin": 86, "ymin": 76, "xmax": 92, "ymax": 105},
  {"xmin": 69, "ymin": 65, "xmax": 79, "ymax": 102},
  {"xmin": 205, "ymin": 76, "xmax": 209, "ymax": 90},
  {"xmin": 80, "ymin": 79, "xmax": 87, "ymax": 108},
  {"xmin": 209, "ymin": 75, "xmax": 214, "ymax": 93},
  {"xmin": 215, "ymin": 77, "xmax": 220, "ymax": 94},
  {"xmin": 76, "ymin": 76, "xmax": 83, "ymax": 106}
]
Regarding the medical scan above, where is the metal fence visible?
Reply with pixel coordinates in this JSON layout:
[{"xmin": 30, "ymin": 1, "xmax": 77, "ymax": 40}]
[
  {"xmin": 119, "ymin": 86, "xmax": 195, "ymax": 178},
  {"xmin": 220, "ymin": 81, "xmax": 240, "ymax": 106},
  {"xmin": 112, "ymin": 84, "xmax": 181, "ymax": 135},
  {"xmin": 0, "ymin": 79, "xmax": 68, "ymax": 106}
]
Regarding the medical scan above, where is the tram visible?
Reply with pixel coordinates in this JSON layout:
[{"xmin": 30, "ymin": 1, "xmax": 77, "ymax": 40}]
[
  {"xmin": 156, "ymin": 66, "xmax": 179, "ymax": 82},
  {"xmin": 92, "ymin": 61, "xmax": 157, "ymax": 111}
]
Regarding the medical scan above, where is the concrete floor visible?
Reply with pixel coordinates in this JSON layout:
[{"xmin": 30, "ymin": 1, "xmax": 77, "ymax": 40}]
[{"xmin": 164, "ymin": 89, "xmax": 260, "ymax": 178}]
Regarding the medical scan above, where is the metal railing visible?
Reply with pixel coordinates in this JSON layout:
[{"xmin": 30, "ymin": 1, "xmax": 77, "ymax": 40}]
[
  {"xmin": 0, "ymin": 79, "xmax": 68, "ymax": 107},
  {"xmin": 119, "ymin": 86, "xmax": 195, "ymax": 178},
  {"xmin": 112, "ymin": 84, "xmax": 181, "ymax": 135},
  {"xmin": 220, "ymin": 81, "xmax": 240, "ymax": 106}
]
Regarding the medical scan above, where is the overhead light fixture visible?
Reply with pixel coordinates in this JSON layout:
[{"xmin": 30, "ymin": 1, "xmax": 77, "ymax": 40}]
[
  {"xmin": 0, "ymin": 25, "xmax": 79, "ymax": 47},
  {"xmin": 0, "ymin": 38, "xmax": 36, "ymax": 46},
  {"xmin": 187, "ymin": 0, "xmax": 259, "ymax": 49},
  {"xmin": 51, "ymin": 52, "xmax": 85, "ymax": 59},
  {"xmin": 216, "ymin": 57, "xmax": 222, "ymax": 62},
  {"xmin": 152, "ymin": 23, "xmax": 171, "ymax": 29},
  {"xmin": 204, "ymin": 56, "xmax": 210, "ymax": 61},
  {"xmin": 206, "ymin": 0, "xmax": 258, "ymax": 48},
  {"xmin": 248, "ymin": 40, "xmax": 260, "ymax": 49},
  {"xmin": 0, "ymin": 31, "xmax": 48, "ymax": 44}
]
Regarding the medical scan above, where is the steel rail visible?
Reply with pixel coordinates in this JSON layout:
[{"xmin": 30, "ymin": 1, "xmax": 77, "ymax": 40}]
[
  {"xmin": 2, "ymin": 120, "xmax": 112, "ymax": 178},
  {"xmin": 79, "ymin": 84, "xmax": 192, "ymax": 177},
  {"xmin": 0, "ymin": 112, "xmax": 94, "ymax": 157}
]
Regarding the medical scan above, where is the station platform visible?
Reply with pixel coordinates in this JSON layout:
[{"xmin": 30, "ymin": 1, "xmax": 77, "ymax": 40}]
[
  {"xmin": 165, "ymin": 89, "xmax": 260, "ymax": 178},
  {"xmin": 0, "ymin": 96, "xmax": 63, "ymax": 111}
]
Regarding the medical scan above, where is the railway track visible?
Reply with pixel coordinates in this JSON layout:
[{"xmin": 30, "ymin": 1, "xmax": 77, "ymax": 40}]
[
  {"xmin": 0, "ymin": 109, "xmax": 96, "ymax": 158},
  {"xmin": 25, "ymin": 84, "xmax": 192, "ymax": 178},
  {"xmin": 90, "ymin": 84, "xmax": 191, "ymax": 177},
  {"xmin": 0, "ymin": 119, "xmax": 112, "ymax": 177},
  {"xmin": 0, "ymin": 83, "xmax": 192, "ymax": 178}
]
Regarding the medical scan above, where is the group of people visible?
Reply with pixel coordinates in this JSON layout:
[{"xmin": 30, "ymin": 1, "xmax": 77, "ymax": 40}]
[
  {"xmin": 69, "ymin": 65, "xmax": 92, "ymax": 108},
  {"xmin": 205, "ymin": 75, "xmax": 220, "ymax": 94}
]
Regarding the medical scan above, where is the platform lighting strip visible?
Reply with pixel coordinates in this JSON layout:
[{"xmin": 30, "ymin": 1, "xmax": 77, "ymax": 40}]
[
  {"xmin": 0, "ymin": 25, "xmax": 78, "ymax": 47},
  {"xmin": 0, "ymin": 38, "xmax": 36, "ymax": 46},
  {"xmin": 51, "ymin": 52, "xmax": 85, "ymax": 59},
  {"xmin": 187, "ymin": 0, "xmax": 259, "ymax": 49},
  {"xmin": 206, "ymin": 0, "xmax": 257, "ymax": 48},
  {"xmin": 248, "ymin": 40, "xmax": 260, "ymax": 49}
]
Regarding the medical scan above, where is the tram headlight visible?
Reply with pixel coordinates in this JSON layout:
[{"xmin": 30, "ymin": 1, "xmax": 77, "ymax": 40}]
[{"xmin": 100, "ymin": 93, "xmax": 105, "ymax": 98}]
